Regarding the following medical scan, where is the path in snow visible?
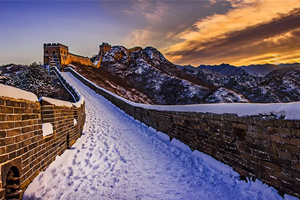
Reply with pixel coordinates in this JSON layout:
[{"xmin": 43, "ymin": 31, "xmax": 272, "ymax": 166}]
[{"xmin": 23, "ymin": 72, "xmax": 295, "ymax": 200}]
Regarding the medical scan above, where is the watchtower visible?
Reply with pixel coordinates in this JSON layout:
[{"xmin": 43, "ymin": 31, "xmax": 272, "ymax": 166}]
[
  {"xmin": 99, "ymin": 42, "xmax": 111, "ymax": 53},
  {"xmin": 44, "ymin": 43, "xmax": 69, "ymax": 66}
]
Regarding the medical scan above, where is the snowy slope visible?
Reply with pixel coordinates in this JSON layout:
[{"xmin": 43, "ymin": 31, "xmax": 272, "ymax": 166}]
[
  {"xmin": 23, "ymin": 72, "xmax": 297, "ymax": 200},
  {"xmin": 241, "ymin": 64, "xmax": 282, "ymax": 77}
]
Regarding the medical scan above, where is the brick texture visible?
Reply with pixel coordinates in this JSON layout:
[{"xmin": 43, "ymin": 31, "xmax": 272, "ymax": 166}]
[
  {"xmin": 0, "ymin": 68, "xmax": 85, "ymax": 199},
  {"xmin": 66, "ymin": 67, "xmax": 300, "ymax": 199}
]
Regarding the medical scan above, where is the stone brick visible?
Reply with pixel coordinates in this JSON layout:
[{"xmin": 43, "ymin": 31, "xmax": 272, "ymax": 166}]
[
  {"xmin": 0, "ymin": 105, "xmax": 13, "ymax": 113},
  {"xmin": 260, "ymin": 160, "xmax": 280, "ymax": 172},
  {"xmin": 270, "ymin": 135, "xmax": 281, "ymax": 143},
  {"xmin": 0, "ymin": 147, "xmax": 5, "ymax": 154},
  {"xmin": 7, "ymin": 114, "xmax": 22, "ymax": 121},
  {"xmin": 21, "ymin": 126, "xmax": 35, "ymax": 134},
  {"xmin": 22, "ymin": 114, "xmax": 31, "ymax": 120},
  {"xmin": 0, "ymin": 98, "xmax": 4, "ymax": 105},
  {"xmin": 0, "ymin": 130, "xmax": 6, "ymax": 138},
  {"xmin": 278, "ymin": 151, "xmax": 292, "ymax": 160},
  {"xmin": 281, "ymin": 138, "xmax": 300, "ymax": 146},
  {"xmin": 0, "ymin": 189, "xmax": 4, "ymax": 199},
  {"xmin": 267, "ymin": 127, "xmax": 290, "ymax": 136},
  {"xmin": 292, "ymin": 163, "xmax": 300, "ymax": 171},
  {"xmin": 0, "ymin": 114, "xmax": 6, "ymax": 121},
  {"xmin": 0, "ymin": 137, "xmax": 15, "ymax": 146},
  {"xmin": 15, "ymin": 121, "xmax": 27, "ymax": 128},
  {"xmin": 8, "ymin": 151, "xmax": 16, "ymax": 160},
  {"xmin": 6, "ymin": 143, "xmax": 19, "ymax": 153},
  {"xmin": 291, "ymin": 154, "xmax": 298, "ymax": 162},
  {"xmin": 6, "ymin": 99, "xmax": 21, "ymax": 107},
  {"xmin": 0, "ymin": 154, "xmax": 8, "ymax": 163},
  {"xmin": 0, "ymin": 122, "xmax": 14, "ymax": 129},
  {"xmin": 274, "ymin": 119, "xmax": 287, "ymax": 127},
  {"xmin": 7, "ymin": 128, "xmax": 21, "ymax": 137}
]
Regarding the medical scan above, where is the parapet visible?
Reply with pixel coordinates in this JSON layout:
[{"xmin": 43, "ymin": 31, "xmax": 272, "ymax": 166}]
[{"xmin": 44, "ymin": 43, "xmax": 69, "ymax": 50}]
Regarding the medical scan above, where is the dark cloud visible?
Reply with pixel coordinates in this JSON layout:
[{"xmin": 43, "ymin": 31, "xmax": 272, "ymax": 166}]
[{"xmin": 168, "ymin": 9, "xmax": 300, "ymax": 65}]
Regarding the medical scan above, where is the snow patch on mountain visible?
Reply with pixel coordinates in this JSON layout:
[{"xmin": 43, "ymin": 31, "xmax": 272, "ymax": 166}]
[{"xmin": 205, "ymin": 88, "xmax": 249, "ymax": 103}]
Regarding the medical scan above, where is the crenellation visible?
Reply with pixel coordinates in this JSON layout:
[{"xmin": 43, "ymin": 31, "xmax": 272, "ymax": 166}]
[{"xmin": 0, "ymin": 68, "xmax": 85, "ymax": 199}]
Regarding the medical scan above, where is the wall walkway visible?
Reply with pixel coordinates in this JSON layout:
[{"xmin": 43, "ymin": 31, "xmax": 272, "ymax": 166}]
[{"xmin": 66, "ymin": 67, "xmax": 300, "ymax": 198}]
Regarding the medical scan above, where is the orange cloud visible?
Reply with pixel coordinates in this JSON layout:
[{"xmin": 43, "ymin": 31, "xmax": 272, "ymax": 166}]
[{"xmin": 164, "ymin": 0, "xmax": 300, "ymax": 66}]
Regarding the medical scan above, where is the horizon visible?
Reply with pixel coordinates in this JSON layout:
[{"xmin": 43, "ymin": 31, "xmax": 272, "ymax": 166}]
[{"xmin": 0, "ymin": 0, "xmax": 299, "ymax": 66}]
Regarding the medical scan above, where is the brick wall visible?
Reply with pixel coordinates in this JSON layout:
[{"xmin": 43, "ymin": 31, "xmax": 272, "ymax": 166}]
[
  {"xmin": 66, "ymin": 53, "xmax": 93, "ymax": 67},
  {"xmin": 66, "ymin": 67, "xmax": 300, "ymax": 198},
  {"xmin": 0, "ymin": 68, "xmax": 85, "ymax": 199}
]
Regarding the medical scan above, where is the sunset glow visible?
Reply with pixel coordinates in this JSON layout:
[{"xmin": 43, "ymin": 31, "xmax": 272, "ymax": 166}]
[{"xmin": 0, "ymin": 0, "xmax": 299, "ymax": 66}]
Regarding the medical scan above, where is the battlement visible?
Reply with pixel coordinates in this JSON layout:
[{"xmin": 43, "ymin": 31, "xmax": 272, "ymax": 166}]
[
  {"xmin": 43, "ymin": 43, "xmax": 93, "ymax": 67},
  {"xmin": 44, "ymin": 43, "xmax": 69, "ymax": 50},
  {"xmin": 0, "ymin": 67, "xmax": 85, "ymax": 199},
  {"xmin": 99, "ymin": 42, "xmax": 111, "ymax": 53}
]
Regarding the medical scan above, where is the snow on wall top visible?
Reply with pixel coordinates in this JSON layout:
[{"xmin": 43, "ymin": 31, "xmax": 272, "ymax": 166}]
[
  {"xmin": 50, "ymin": 66, "xmax": 84, "ymax": 108},
  {"xmin": 0, "ymin": 84, "xmax": 38, "ymax": 102},
  {"xmin": 65, "ymin": 67, "xmax": 300, "ymax": 120},
  {"xmin": 40, "ymin": 97, "xmax": 73, "ymax": 107}
]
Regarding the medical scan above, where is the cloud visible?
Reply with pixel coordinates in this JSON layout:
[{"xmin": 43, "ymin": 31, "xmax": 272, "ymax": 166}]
[
  {"xmin": 123, "ymin": 0, "xmax": 170, "ymax": 47},
  {"xmin": 124, "ymin": 0, "xmax": 168, "ymax": 24},
  {"xmin": 164, "ymin": 0, "xmax": 300, "ymax": 66}
]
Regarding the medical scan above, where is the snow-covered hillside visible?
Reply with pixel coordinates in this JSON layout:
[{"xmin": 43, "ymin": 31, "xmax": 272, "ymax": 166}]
[
  {"xmin": 72, "ymin": 46, "xmax": 300, "ymax": 105},
  {"xmin": 180, "ymin": 64, "xmax": 300, "ymax": 103},
  {"xmin": 0, "ymin": 64, "xmax": 73, "ymax": 101},
  {"xmin": 23, "ymin": 72, "xmax": 297, "ymax": 200}
]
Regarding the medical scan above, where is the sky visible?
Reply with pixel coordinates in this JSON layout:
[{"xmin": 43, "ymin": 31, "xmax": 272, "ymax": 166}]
[{"xmin": 0, "ymin": 0, "xmax": 299, "ymax": 66}]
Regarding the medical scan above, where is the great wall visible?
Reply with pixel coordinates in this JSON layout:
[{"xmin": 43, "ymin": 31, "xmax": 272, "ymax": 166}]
[
  {"xmin": 66, "ymin": 67, "xmax": 300, "ymax": 199},
  {"xmin": 0, "ymin": 44, "xmax": 299, "ymax": 199},
  {"xmin": 0, "ymin": 67, "xmax": 85, "ymax": 199},
  {"xmin": 43, "ymin": 42, "xmax": 112, "ymax": 68}
]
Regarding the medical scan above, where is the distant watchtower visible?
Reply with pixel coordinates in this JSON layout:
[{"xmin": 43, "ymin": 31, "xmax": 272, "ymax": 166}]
[
  {"xmin": 92, "ymin": 42, "xmax": 112, "ymax": 68},
  {"xmin": 44, "ymin": 43, "xmax": 69, "ymax": 66},
  {"xmin": 99, "ymin": 42, "xmax": 111, "ymax": 53}
]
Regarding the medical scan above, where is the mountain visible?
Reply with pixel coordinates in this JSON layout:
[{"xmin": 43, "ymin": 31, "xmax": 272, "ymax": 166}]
[
  {"xmin": 197, "ymin": 63, "xmax": 249, "ymax": 76},
  {"xmin": 240, "ymin": 64, "xmax": 282, "ymax": 77},
  {"xmin": 86, "ymin": 46, "xmax": 216, "ymax": 105},
  {"xmin": 70, "ymin": 45, "xmax": 300, "ymax": 105}
]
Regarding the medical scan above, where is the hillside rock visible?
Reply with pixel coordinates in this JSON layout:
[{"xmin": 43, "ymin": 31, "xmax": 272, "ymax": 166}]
[
  {"xmin": 99, "ymin": 46, "xmax": 213, "ymax": 105},
  {"xmin": 198, "ymin": 63, "xmax": 249, "ymax": 76},
  {"xmin": 72, "ymin": 45, "xmax": 300, "ymax": 105},
  {"xmin": 1, "ymin": 64, "xmax": 73, "ymax": 101},
  {"xmin": 204, "ymin": 87, "xmax": 249, "ymax": 103}
]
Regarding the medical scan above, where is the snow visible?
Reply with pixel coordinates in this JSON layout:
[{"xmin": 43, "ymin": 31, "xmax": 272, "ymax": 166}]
[
  {"xmin": 72, "ymin": 96, "xmax": 84, "ymax": 108},
  {"xmin": 93, "ymin": 60, "xmax": 99, "ymax": 66},
  {"xmin": 23, "ymin": 72, "xmax": 298, "ymax": 200},
  {"xmin": 42, "ymin": 123, "xmax": 53, "ymax": 137},
  {"xmin": 64, "ymin": 68, "xmax": 300, "ymax": 120},
  {"xmin": 206, "ymin": 87, "xmax": 249, "ymax": 103},
  {"xmin": 170, "ymin": 138, "xmax": 192, "ymax": 153},
  {"xmin": 40, "ymin": 97, "xmax": 73, "ymax": 107},
  {"xmin": 0, "ymin": 83, "xmax": 38, "ymax": 102}
]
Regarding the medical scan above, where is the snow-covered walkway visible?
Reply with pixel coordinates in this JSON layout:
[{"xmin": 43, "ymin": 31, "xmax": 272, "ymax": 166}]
[{"xmin": 23, "ymin": 72, "xmax": 295, "ymax": 200}]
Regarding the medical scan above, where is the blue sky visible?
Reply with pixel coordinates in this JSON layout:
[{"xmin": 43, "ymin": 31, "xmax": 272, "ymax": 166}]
[{"xmin": 1, "ymin": 0, "xmax": 300, "ymax": 66}]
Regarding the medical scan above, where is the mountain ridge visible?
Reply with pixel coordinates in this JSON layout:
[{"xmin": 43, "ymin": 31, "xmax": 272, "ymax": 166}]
[{"xmin": 68, "ymin": 45, "xmax": 300, "ymax": 105}]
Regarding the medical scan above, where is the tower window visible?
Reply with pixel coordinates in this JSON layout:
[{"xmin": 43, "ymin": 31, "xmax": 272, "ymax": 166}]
[
  {"xmin": 52, "ymin": 50, "xmax": 56, "ymax": 54},
  {"xmin": 45, "ymin": 50, "xmax": 49, "ymax": 54}
]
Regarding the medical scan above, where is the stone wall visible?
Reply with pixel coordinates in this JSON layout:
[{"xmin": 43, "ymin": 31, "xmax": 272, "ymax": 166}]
[
  {"xmin": 44, "ymin": 43, "xmax": 93, "ymax": 67},
  {"xmin": 67, "ymin": 53, "xmax": 93, "ymax": 67},
  {"xmin": 66, "ymin": 67, "xmax": 300, "ymax": 198},
  {"xmin": 0, "ymin": 68, "xmax": 85, "ymax": 199}
]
